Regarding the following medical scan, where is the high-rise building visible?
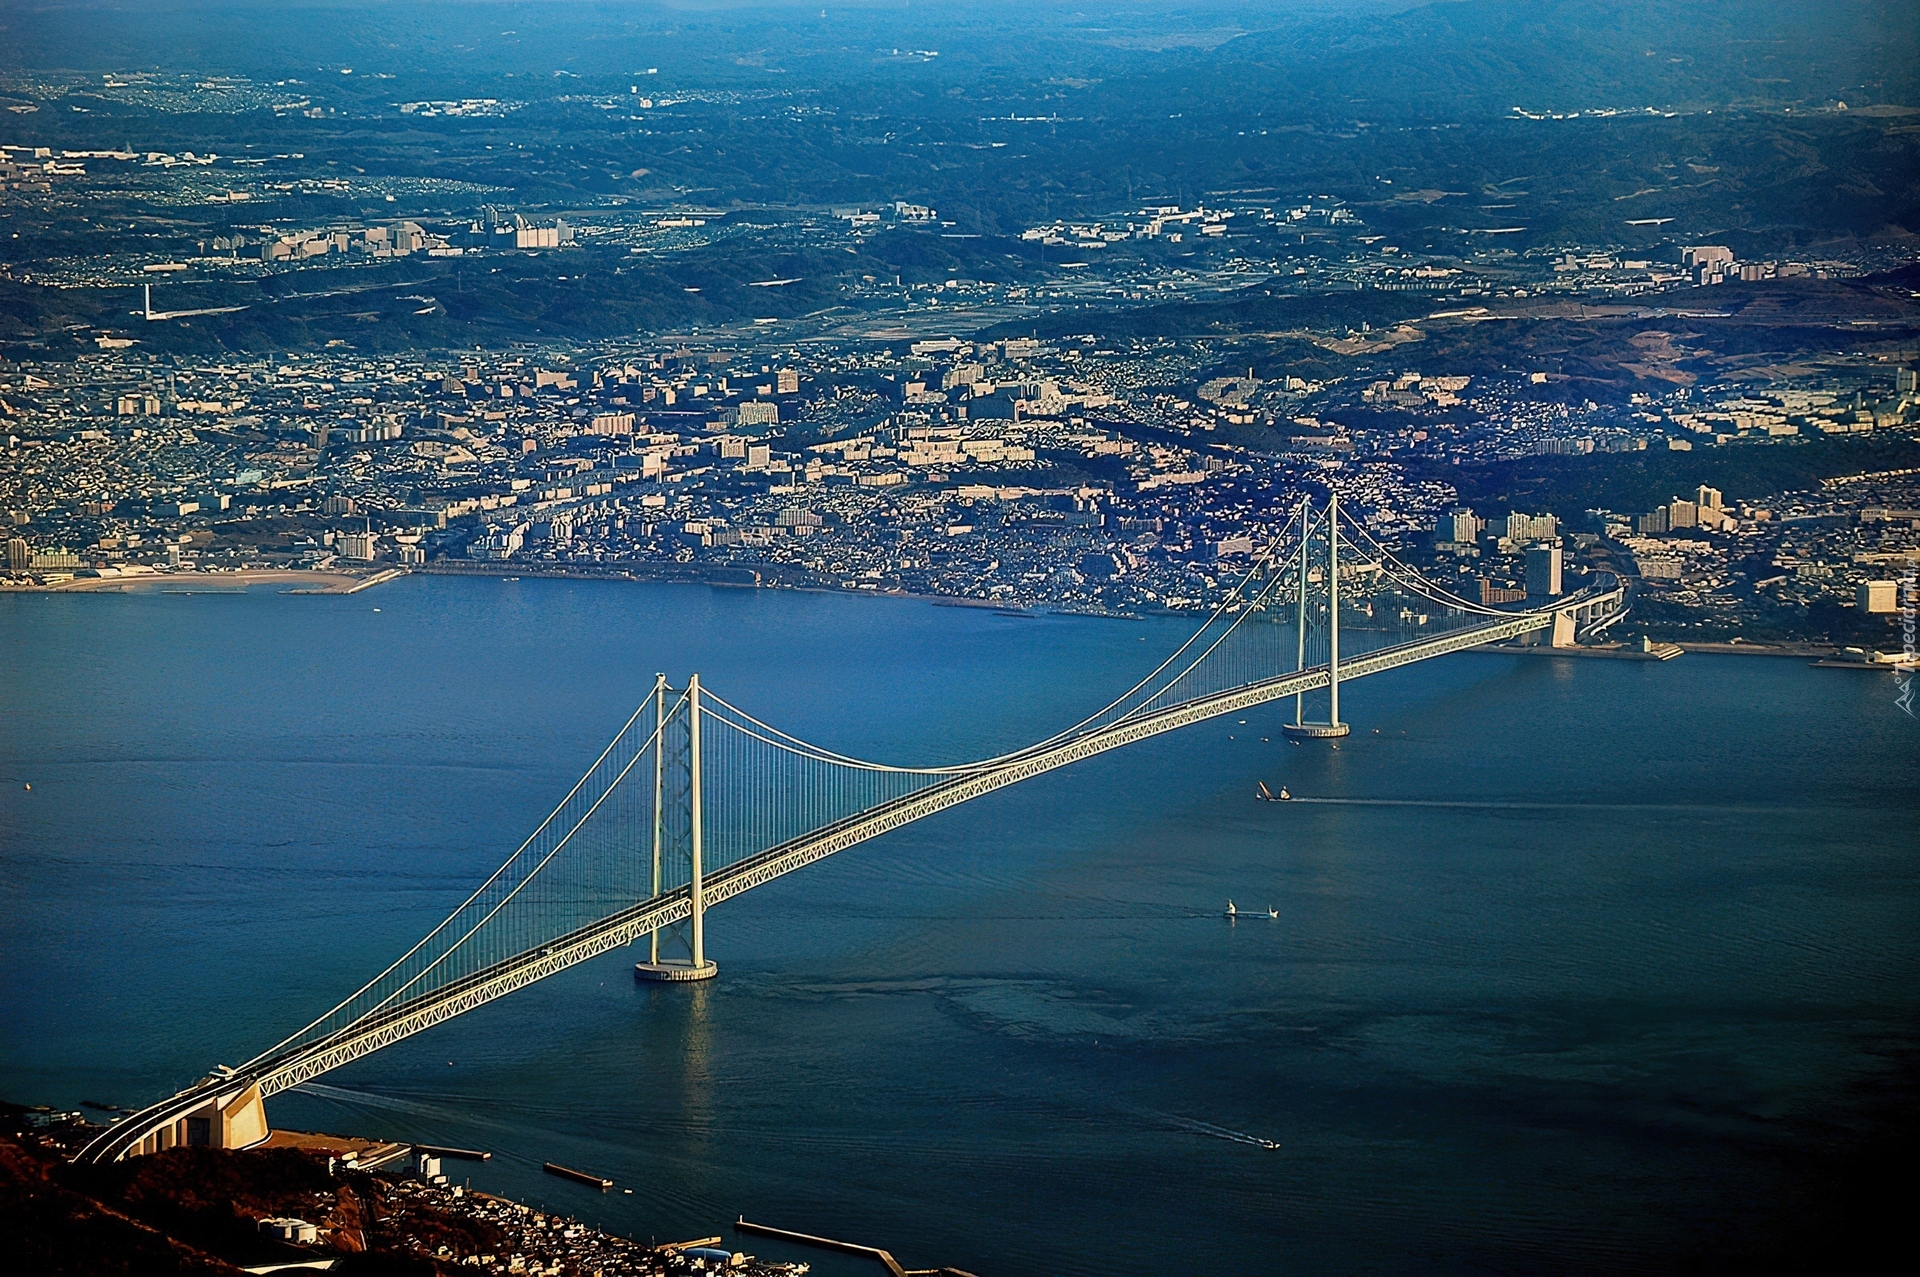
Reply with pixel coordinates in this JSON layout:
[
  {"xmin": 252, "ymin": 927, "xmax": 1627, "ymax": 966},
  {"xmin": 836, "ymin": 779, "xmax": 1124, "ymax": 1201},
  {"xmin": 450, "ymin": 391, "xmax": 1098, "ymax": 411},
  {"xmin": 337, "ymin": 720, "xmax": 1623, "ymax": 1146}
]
[
  {"xmin": 6, "ymin": 536, "xmax": 28, "ymax": 570},
  {"xmin": 1679, "ymin": 244, "xmax": 1738, "ymax": 284},
  {"xmin": 1525, "ymin": 543, "xmax": 1564, "ymax": 598},
  {"xmin": 1668, "ymin": 499, "xmax": 1698, "ymax": 529},
  {"xmin": 1436, "ymin": 508, "xmax": 1482, "ymax": 546},
  {"xmin": 1681, "ymin": 245, "xmax": 1735, "ymax": 272},
  {"xmin": 1502, "ymin": 511, "xmax": 1558, "ymax": 544},
  {"xmin": 776, "ymin": 369, "xmax": 800, "ymax": 395},
  {"xmin": 1897, "ymin": 367, "xmax": 1918, "ymax": 395},
  {"xmin": 1479, "ymin": 579, "xmax": 1529, "ymax": 605},
  {"xmin": 336, "ymin": 531, "xmax": 376, "ymax": 561},
  {"xmin": 1695, "ymin": 485, "xmax": 1723, "ymax": 511},
  {"xmin": 511, "ymin": 214, "xmax": 572, "ymax": 249},
  {"xmin": 587, "ymin": 412, "xmax": 636, "ymax": 436}
]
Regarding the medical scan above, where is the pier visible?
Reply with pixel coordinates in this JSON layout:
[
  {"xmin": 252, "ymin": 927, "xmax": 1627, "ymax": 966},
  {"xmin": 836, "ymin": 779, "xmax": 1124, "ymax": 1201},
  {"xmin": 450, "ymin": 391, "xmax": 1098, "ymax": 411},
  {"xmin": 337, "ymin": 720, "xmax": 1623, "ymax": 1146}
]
[
  {"xmin": 542, "ymin": 1162, "xmax": 612, "ymax": 1190},
  {"xmin": 735, "ymin": 1217, "xmax": 979, "ymax": 1277},
  {"xmin": 413, "ymin": 1143, "xmax": 491, "ymax": 1161}
]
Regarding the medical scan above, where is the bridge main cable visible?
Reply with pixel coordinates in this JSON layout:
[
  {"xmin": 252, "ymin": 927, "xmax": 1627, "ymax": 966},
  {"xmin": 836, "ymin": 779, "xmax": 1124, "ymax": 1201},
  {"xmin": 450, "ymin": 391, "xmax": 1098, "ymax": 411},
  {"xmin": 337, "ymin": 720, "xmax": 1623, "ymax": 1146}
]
[
  {"xmin": 224, "ymin": 612, "xmax": 1555, "ymax": 1104},
  {"xmin": 79, "ymin": 495, "xmax": 1593, "ymax": 1164}
]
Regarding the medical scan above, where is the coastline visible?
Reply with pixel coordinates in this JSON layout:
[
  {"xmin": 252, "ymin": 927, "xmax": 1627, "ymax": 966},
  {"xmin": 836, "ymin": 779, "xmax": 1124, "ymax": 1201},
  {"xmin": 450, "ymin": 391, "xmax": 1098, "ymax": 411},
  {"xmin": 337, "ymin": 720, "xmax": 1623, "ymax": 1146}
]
[
  {"xmin": 1674, "ymin": 641, "xmax": 1839, "ymax": 657},
  {"xmin": 415, "ymin": 558, "xmax": 1161, "ymax": 619},
  {"xmin": 3, "ymin": 568, "xmax": 400, "ymax": 595},
  {"xmin": 13, "ymin": 563, "xmax": 1883, "ymax": 652},
  {"xmin": 6, "ymin": 1108, "xmax": 811, "ymax": 1276}
]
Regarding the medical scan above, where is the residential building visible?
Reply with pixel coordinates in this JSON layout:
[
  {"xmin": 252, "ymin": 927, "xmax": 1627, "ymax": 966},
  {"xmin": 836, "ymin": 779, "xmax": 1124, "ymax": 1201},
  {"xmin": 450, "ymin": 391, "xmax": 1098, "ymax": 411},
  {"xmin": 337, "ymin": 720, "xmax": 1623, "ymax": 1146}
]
[
  {"xmin": 1439, "ymin": 508, "xmax": 1483, "ymax": 546},
  {"xmin": 1525, "ymin": 543, "xmax": 1563, "ymax": 598}
]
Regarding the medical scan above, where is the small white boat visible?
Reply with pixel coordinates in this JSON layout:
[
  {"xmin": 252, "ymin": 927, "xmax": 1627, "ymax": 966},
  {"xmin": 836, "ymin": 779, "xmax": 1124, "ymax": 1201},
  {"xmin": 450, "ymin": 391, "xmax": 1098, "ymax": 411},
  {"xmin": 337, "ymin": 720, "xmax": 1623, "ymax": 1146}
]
[
  {"xmin": 1225, "ymin": 900, "xmax": 1238, "ymax": 918},
  {"xmin": 1267, "ymin": 907, "xmax": 1278, "ymax": 919}
]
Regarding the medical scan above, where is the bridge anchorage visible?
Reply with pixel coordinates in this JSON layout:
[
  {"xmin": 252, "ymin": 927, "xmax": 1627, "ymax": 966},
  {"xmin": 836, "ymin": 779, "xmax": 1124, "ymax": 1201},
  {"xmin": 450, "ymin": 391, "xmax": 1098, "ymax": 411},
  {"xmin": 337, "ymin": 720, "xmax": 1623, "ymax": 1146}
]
[{"xmin": 78, "ymin": 496, "xmax": 1623, "ymax": 1164}]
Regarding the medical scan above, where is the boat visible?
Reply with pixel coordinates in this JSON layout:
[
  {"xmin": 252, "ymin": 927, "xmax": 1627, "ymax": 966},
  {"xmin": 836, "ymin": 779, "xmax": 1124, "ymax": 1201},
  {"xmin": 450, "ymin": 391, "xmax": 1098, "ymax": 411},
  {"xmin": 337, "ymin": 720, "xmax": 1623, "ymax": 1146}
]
[
  {"xmin": 1224, "ymin": 900, "xmax": 1237, "ymax": 918},
  {"xmin": 1267, "ymin": 907, "xmax": 1278, "ymax": 919},
  {"xmin": 1256, "ymin": 782, "xmax": 1291, "ymax": 802}
]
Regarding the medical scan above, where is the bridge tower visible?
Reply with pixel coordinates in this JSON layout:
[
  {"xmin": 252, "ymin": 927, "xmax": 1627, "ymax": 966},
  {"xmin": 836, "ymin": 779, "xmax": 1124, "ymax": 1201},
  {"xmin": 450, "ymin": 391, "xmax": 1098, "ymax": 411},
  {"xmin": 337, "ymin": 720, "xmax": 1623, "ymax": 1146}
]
[
  {"xmin": 1284, "ymin": 493, "xmax": 1351, "ymax": 740},
  {"xmin": 635, "ymin": 673, "xmax": 718, "ymax": 982},
  {"xmin": 78, "ymin": 516, "xmax": 1610, "ymax": 1165}
]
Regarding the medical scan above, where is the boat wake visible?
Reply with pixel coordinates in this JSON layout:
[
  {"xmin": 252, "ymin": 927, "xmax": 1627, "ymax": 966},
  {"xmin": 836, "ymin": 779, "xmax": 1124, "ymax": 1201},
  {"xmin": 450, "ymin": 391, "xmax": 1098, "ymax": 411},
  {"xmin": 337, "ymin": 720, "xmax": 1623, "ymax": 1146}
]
[
  {"xmin": 1285, "ymin": 797, "xmax": 1779, "ymax": 813},
  {"xmin": 293, "ymin": 1081, "xmax": 460, "ymax": 1120},
  {"xmin": 1150, "ymin": 1111, "xmax": 1281, "ymax": 1150}
]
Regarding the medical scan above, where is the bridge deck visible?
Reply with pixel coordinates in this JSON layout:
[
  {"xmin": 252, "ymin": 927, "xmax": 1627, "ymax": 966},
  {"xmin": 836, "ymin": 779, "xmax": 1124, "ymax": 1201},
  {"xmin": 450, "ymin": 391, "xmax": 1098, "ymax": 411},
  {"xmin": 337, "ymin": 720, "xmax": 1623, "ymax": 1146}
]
[{"xmin": 77, "ymin": 603, "xmax": 1572, "ymax": 1164}]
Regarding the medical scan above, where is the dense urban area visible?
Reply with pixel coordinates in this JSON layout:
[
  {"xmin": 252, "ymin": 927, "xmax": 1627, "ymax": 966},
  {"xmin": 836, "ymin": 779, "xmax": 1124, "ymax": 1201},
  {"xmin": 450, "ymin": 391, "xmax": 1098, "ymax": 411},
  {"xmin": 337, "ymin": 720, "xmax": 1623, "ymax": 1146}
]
[
  {"xmin": 4, "ymin": 5, "xmax": 1918, "ymax": 655},
  {"xmin": 4, "ymin": 271, "xmax": 1917, "ymax": 649}
]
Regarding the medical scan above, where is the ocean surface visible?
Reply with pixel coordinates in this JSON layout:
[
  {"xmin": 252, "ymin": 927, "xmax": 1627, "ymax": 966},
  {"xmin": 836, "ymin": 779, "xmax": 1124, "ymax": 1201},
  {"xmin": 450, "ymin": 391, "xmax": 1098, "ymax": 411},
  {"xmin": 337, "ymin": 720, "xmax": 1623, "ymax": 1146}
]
[{"xmin": 3, "ymin": 576, "xmax": 1916, "ymax": 1275}]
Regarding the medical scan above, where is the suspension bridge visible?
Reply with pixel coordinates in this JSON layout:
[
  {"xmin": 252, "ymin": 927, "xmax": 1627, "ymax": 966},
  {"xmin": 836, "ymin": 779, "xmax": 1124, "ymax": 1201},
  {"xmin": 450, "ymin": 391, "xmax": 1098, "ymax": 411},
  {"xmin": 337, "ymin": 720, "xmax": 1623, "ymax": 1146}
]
[{"xmin": 78, "ymin": 496, "xmax": 1621, "ymax": 1164}]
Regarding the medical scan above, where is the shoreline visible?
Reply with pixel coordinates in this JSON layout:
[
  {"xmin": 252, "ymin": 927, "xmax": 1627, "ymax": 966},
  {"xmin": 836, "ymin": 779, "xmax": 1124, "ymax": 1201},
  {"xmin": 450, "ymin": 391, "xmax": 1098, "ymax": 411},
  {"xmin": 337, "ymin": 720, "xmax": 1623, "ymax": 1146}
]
[
  {"xmin": 416, "ymin": 558, "xmax": 1160, "ymax": 619},
  {"xmin": 14, "ymin": 562, "xmax": 1883, "ymax": 652},
  {"xmin": 6, "ymin": 1109, "xmax": 811, "ymax": 1277},
  {"xmin": 3, "ymin": 568, "xmax": 400, "ymax": 595},
  {"xmin": 1674, "ymin": 641, "xmax": 1840, "ymax": 657}
]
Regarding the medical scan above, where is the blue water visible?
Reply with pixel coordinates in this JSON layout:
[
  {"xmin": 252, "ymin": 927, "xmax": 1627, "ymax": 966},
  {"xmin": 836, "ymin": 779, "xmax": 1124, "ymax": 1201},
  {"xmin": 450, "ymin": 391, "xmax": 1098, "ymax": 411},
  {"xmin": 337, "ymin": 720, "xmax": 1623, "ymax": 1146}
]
[{"xmin": 3, "ymin": 577, "xmax": 1916, "ymax": 1274}]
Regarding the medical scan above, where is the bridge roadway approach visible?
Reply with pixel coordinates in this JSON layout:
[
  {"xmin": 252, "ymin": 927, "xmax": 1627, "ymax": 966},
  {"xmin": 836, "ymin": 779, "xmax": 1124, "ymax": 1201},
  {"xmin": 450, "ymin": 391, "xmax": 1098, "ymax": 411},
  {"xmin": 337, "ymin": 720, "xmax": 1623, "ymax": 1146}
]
[{"xmin": 79, "ymin": 599, "xmax": 1589, "ymax": 1164}]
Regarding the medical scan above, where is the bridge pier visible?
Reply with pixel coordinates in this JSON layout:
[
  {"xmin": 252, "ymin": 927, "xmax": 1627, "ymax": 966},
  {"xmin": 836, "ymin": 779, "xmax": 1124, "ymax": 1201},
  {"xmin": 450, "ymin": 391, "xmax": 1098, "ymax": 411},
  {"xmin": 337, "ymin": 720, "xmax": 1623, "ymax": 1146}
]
[
  {"xmin": 1282, "ymin": 721, "xmax": 1351, "ymax": 739},
  {"xmin": 634, "ymin": 959, "xmax": 718, "ymax": 982},
  {"xmin": 78, "ymin": 551, "xmax": 1624, "ymax": 1167}
]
